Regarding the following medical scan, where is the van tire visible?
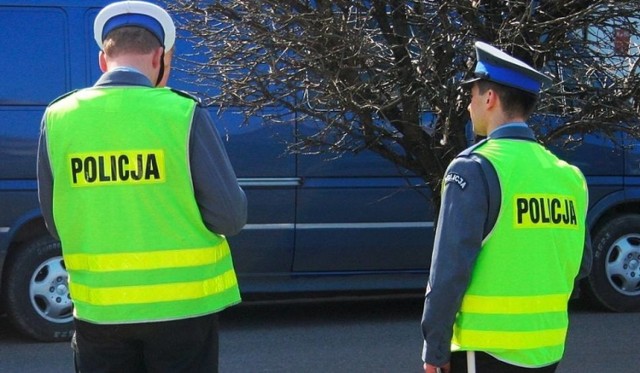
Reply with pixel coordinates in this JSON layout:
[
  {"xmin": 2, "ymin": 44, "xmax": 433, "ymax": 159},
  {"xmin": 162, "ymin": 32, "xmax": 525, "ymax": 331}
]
[
  {"xmin": 1, "ymin": 236, "xmax": 74, "ymax": 341},
  {"xmin": 585, "ymin": 214, "xmax": 640, "ymax": 312}
]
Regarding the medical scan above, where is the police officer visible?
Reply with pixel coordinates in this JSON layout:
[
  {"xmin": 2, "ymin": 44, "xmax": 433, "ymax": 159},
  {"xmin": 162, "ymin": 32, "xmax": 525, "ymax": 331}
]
[
  {"xmin": 37, "ymin": 1, "xmax": 247, "ymax": 372},
  {"xmin": 420, "ymin": 42, "xmax": 592, "ymax": 373}
]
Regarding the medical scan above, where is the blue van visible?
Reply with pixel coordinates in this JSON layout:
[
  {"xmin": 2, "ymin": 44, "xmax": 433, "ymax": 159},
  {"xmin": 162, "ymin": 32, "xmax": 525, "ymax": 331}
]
[
  {"xmin": 0, "ymin": 1, "xmax": 638, "ymax": 342},
  {"xmin": 0, "ymin": 0, "xmax": 433, "ymax": 341}
]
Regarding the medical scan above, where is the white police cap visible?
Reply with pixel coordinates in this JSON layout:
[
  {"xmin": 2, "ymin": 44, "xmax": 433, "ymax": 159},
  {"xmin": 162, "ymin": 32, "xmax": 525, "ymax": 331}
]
[
  {"xmin": 463, "ymin": 41, "xmax": 552, "ymax": 95},
  {"xmin": 94, "ymin": 1, "xmax": 176, "ymax": 50}
]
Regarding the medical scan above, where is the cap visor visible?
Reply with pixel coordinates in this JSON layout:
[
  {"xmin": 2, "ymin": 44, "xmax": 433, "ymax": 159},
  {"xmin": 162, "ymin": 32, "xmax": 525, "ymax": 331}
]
[{"xmin": 460, "ymin": 76, "xmax": 482, "ymax": 87}]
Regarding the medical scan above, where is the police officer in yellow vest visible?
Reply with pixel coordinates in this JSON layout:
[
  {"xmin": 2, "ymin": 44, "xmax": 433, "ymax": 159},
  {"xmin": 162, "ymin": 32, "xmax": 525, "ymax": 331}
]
[
  {"xmin": 421, "ymin": 42, "xmax": 592, "ymax": 373},
  {"xmin": 37, "ymin": 2, "xmax": 247, "ymax": 372}
]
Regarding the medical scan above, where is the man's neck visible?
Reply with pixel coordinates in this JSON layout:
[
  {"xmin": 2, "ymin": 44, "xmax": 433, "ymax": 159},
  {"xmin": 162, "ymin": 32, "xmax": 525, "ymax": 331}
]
[
  {"xmin": 485, "ymin": 113, "xmax": 526, "ymax": 135},
  {"xmin": 106, "ymin": 55, "xmax": 157, "ymax": 85}
]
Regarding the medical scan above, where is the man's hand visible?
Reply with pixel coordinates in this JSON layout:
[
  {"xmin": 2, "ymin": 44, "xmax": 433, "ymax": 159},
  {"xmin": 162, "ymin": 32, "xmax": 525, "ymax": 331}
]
[{"xmin": 424, "ymin": 362, "xmax": 451, "ymax": 373}]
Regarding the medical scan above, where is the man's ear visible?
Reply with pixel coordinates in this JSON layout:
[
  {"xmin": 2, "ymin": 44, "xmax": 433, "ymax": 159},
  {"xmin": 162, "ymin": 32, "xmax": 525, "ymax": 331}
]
[
  {"xmin": 163, "ymin": 47, "xmax": 174, "ymax": 71},
  {"xmin": 151, "ymin": 47, "xmax": 164, "ymax": 69},
  {"xmin": 486, "ymin": 89, "xmax": 498, "ymax": 109},
  {"xmin": 157, "ymin": 48, "xmax": 174, "ymax": 87},
  {"xmin": 99, "ymin": 51, "xmax": 107, "ymax": 73}
]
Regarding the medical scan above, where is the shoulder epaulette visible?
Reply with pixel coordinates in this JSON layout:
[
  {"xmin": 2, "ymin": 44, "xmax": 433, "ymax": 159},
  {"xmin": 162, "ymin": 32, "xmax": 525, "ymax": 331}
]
[
  {"xmin": 47, "ymin": 89, "xmax": 79, "ymax": 107},
  {"xmin": 170, "ymin": 88, "xmax": 202, "ymax": 105}
]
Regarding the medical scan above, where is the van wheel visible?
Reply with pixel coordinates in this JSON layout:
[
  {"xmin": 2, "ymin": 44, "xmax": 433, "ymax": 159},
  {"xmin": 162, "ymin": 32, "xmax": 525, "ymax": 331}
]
[
  {"xmin": 1, "ymin": 236, "xmax": 74, "ymax": 341},
  {"xmin": 585, "ymin": 215, "xmax": 640, "ymax": 312}
]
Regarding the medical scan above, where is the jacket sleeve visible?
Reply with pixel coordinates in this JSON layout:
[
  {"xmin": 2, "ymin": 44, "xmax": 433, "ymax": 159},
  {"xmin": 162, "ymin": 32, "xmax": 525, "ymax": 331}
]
[
  {"xmin": 189, "ymin": 106, "xmax": 247, "ymax": 236},
  {"xmin": 575, "ymin": 222, "xmax": 592, "ymax": 285},
  {"xmin": 421, "ymin": 156, "xmax": 490, "ymax": 366},
  {"xmin": 36, "ymin": 117, "xmax": 60, "ymax": 240}
]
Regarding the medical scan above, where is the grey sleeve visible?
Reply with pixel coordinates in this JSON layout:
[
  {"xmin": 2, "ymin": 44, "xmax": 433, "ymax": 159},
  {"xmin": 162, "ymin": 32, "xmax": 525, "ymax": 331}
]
[
  {"xmin": 190, "ymin": 106, "xmax": 247, "ymax": 236},
  {"xmin": 578, "ymin": 230, "xmax": 592, "ymax": 280},
  {"xmin": 36, "ymin": 120, "xmax": 59, "ymax": 240},
  {"xmin": 575, "ymin": 177, "xmax": 592, "ymax": 286},
  {"xmin": 421, "ymin": 157, "xmax": 490, "ymax": 366}
]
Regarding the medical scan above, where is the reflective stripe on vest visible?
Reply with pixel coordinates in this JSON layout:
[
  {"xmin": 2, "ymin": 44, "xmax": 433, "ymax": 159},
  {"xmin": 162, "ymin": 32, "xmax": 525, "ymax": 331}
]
[
  {"xmin": 46, "ymin": 86, "xmax": 240, "ymax": 323},
  {"xmin": 451, "ymin": 138, "xmax": 587, "ymax": 367}
]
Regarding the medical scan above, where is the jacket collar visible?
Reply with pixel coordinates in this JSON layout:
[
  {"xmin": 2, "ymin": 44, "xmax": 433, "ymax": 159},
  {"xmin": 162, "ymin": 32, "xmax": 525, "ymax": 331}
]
[
  {"xmin": 488, "ymin": 122, "xmax": 536, "ymax": 141},
  {"xmin": 94, "ymin": 70, "xmax": 153, "ymax": 88}
]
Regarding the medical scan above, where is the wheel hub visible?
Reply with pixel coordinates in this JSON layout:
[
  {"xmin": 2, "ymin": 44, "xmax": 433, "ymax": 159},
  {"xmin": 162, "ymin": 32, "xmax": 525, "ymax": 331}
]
[
  {"xmin": 55, "ymin": 284, "xmax": 68, "ymax": 296},
  {"xmin": 30, "ymin": 256, "xmax": 73, "ymax": 323},
  {"xmin": 606, "ymin": 234, "xmax": 640, "ymax": 296}
]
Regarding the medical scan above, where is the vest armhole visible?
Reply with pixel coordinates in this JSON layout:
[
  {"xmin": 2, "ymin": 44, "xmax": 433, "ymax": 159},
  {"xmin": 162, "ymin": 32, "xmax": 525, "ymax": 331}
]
[
  {"xmin": 47, "ymin": 89, "xmax": 79, "ymax": 107},
  {"xmin": 469, "ymin": 153, "xmax": 501, "ymax": 239},
  {"xmin": 458, "ymin": 138, "xmax": 488, "ymax": 157},
  {"xmin": 169, "ymin": 88, "xmax": 203, "ymax": 106}
]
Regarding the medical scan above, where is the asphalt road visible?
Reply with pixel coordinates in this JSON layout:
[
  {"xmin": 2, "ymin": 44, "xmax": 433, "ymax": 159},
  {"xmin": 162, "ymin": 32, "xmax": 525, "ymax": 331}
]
[{"xmin": 0, "ymin": 296, "xmax": 636, "ymax": 372}]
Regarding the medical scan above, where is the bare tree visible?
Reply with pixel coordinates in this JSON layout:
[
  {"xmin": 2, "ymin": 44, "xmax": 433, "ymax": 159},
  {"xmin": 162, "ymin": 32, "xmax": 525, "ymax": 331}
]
[{"xmin": 164, "ymin": 0, "xmax": 640, "ymax": 197}]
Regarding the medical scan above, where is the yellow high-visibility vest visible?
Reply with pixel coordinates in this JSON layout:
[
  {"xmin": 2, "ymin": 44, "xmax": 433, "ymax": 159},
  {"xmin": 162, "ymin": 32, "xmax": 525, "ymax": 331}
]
[
  {"xmin": 46, "ymin": 86, "xmax": 240, "ymax": 323},
  {"xmin": 452, "ymin": 138, "xmax": 587, "ymax": 367}
]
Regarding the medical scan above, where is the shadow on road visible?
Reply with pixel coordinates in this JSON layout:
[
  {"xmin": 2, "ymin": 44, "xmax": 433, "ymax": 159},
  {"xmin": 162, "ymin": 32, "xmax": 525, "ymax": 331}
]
[{"xmin": 220, "ymin": 293, "xmax": 425, "ymax": 329}]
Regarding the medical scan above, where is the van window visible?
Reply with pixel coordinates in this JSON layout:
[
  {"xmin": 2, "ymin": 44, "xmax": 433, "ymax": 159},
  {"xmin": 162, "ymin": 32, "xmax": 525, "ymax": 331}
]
[{"xmin": 0, "ymin": 8, "xmax": 68, "ymax": 104}]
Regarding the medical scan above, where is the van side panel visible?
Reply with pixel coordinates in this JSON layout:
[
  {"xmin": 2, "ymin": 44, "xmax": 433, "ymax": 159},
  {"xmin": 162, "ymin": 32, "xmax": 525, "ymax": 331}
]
[{"xmin": 294, "ymin": 129, "xmax": 435, "ymax": 273}]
